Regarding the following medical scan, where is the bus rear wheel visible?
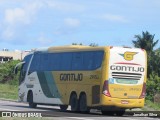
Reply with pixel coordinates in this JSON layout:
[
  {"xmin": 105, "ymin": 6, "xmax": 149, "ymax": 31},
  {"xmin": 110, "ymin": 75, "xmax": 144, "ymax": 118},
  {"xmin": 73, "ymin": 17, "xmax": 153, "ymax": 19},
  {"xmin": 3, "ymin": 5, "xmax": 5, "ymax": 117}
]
[
  {"xmin": 79, "ymin": 94, "xmax": 89, "ymax": 113},
  {"xmin": 60, "ymin": 105, "xmax": 68, "ymax": 111},
  {"xmin": 101, "ymin": 110, "xmax": 115, "ymax": 116},
  {"xmin": 115, "ymin": 110, "xmax": 125, "ymax": 116},
  {"xmin": 70, "ymin": 93, "xmax": 79, "ymax": 112},
  {"xmin": 28, "ymin": 91, "xmax": 37, "ymax": 108}
]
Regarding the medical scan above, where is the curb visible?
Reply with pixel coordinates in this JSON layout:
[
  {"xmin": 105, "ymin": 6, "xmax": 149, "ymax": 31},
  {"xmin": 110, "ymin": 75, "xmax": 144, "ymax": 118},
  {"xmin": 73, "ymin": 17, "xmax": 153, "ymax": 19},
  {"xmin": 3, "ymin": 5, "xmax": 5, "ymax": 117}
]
[{"xmin": 0, "ymin": 98, "xmax": 18, "ymax": 102}]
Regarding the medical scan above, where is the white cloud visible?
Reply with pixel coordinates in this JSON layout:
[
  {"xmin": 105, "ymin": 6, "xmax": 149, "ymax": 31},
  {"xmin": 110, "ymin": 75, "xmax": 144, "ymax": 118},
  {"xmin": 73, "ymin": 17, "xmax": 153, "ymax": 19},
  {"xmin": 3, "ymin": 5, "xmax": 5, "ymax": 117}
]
[
  {"xmin": 2, "ymin": 27, "xmax": 15, "ymax": 40},
  {"xmin": 37, "ymin": 33, "xmax": 52, "ymax": 45},
  {"xmin": 64, "ymin": 18, "xmax": 80, "ymax": 27},
  {"xmin": 45, "ymin": 0, "xmax": 85, "ymax": 12},
  {"xmin": 5, "ymin": 8, "xmax": 29, "ymax": 25},
  {"xmin": 2, "ymin": 1, "xmax": 45, "ymax": 41},
  {"xmin": 4, "ymin": 1, "xmax": 44, "ymax": 25},
  {"xmin": 103, "ymin": 14, "xmax": 128, "ymax": 23}
]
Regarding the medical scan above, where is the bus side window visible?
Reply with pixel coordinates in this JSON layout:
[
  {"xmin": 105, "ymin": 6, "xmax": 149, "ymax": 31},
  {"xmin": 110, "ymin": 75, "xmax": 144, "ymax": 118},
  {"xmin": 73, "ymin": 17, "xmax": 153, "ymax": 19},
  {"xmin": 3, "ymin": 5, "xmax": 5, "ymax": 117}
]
[
  {"xmin": 50, "ymin": 53, "xmax": 61, "ymax": 71},
  {"xmin": 83, "ymin": 52, "xmax": 94, "ymax": 70},
  {"xmin": 29, "ymin": 53, "xmax": 41, "ymax": 72},
  {"xmin": 83, "ymin": 51, "xmax": 104, "ymax": 70},
  {"xmin": 19, "ymin": 64, "xmax": 25, "ymax": 85},
  {"xmin": 72, "ymin": 52, "xmax": 83, "ymax": 70},
  {"xmin": 61, "ymin": 53, "xmax": 72, "ymax": 70},
  {"xmin": 94, "ymin": 51, "xmax": 104, "ymax": 69}
]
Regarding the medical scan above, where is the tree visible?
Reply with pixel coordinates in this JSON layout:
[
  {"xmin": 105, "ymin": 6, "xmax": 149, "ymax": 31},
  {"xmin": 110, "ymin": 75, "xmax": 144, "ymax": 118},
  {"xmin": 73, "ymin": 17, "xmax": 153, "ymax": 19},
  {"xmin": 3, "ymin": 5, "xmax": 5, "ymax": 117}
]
[
  {"xmin": 0, "ymin": 60, "xmax": 20, "ymax": 84},
  {"xmin": 72, "ymin": 43, "xmax": 83, "ymax": 45},
  {"xmin": 132, "ymin": 31, "xmax": 159, "ymax": 76},
  {"xmin": 132, "ymin": 31, "xmax": 160, "ymax": 101},
  {"xmin": 72, "ymin": 43, "xmax": 98, "ymax": 47},
  {"xmin": 132, "ymin": 31, "xmax": 159, "ymax": 55},
  {"xmin": 89, "ymin": 43, "xmax": 98, "ymax": 47}
]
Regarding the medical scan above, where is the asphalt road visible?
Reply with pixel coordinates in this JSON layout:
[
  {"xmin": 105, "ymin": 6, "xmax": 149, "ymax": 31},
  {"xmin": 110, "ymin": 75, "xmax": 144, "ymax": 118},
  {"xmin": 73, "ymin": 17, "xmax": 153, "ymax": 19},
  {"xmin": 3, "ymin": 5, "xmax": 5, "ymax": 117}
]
[{"xmin": 0, "ymin": 99, "xmax": 159, "ymax": 120}]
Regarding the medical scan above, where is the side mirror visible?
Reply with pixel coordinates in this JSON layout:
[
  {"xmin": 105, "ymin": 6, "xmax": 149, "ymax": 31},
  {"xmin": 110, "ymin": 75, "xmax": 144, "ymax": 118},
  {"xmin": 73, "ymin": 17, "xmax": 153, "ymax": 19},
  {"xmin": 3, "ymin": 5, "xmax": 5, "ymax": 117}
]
[
  {"xmin": 14, "ymin": 67, "xmax": 18, "ymax": 74},
  {"xmin": 14, "ymin": 61, "xmax": 25, "ymax": 74}
]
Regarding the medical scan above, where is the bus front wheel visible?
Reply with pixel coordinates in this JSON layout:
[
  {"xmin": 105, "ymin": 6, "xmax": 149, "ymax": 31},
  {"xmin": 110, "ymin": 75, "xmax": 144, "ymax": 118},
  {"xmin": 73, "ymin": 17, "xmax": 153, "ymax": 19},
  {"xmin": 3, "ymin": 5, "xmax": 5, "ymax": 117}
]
[
  {"xmin": 70, "ymin": 93, "xmax": 78, "ymax": 112},
  {"xmin": 28, "ymin": 91, "xmax": 37, "ymax": 108}
]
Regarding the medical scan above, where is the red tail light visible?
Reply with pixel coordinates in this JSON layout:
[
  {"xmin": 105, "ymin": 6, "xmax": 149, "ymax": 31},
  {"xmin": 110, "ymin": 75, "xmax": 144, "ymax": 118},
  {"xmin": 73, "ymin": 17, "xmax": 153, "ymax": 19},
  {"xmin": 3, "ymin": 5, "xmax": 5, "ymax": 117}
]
[
  {"xmin": 110, "ymin": 46, "xmax": 113, "ymax": 49},
  {"xmin": 102, "ymin": 80, "xmax": 111, "ymax": 97},
  {"xmin": 139, "ymin": 83, "xmax": 146, "ymax": 99}
]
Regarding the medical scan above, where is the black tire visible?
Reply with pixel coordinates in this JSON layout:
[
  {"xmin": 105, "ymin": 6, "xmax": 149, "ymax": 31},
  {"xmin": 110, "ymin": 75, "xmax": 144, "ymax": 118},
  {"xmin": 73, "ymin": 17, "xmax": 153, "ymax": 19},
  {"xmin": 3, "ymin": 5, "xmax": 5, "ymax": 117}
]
[
  {"xmin": 115, "ymin": 110, "xmax": 125, "ymax": 116},
  {"xmin": 101, "ymin": 110, "xmax": 115, "ymax": 116},
  {"xmin": 60, "ymin": 105, "xmax": 68, "ymax": 111},
  {"xmin": 28, "ymin": 92, "xmax": 37, "ymax": 108},
  {"xmin": 79, "ymin": 94, "xmax": 89, "ymax": 113},
  {"xmin": 70, "ymin": 93, "xmax": 79, "ymax": 112}
]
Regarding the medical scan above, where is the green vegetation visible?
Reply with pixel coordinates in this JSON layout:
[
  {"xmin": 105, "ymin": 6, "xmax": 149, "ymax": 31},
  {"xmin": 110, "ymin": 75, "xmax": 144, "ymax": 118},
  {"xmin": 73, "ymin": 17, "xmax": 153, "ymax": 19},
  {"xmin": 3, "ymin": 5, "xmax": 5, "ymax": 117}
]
[
  {"xmin": 133, "ymin": 31, "xmax": 160, "ymax": 110},
  {"xmin": 144, "ymin": 100, "xmax": 160, "ymax": 111},
  {"xmin": 0, "ymin": 84, "xmax": 18, "ymax": 100},
  {"xmin": 0, "ymin": 60, "xmax": 19, "ymax": 100},
  {"xmin": 72, "ymin": 43, "xmax": 98, "ymax": 47},
  {"xmin": 0, "ymin": 60, "xmax": 20, "ymax": 84}
]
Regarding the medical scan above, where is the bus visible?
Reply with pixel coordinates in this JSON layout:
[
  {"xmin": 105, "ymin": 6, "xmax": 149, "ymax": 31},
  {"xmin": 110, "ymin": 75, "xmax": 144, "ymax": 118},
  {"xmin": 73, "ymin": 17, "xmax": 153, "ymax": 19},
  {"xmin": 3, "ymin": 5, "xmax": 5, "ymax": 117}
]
[{"xmin": 14, "ymin": 45, "xmax": 147, "ymax": 116}]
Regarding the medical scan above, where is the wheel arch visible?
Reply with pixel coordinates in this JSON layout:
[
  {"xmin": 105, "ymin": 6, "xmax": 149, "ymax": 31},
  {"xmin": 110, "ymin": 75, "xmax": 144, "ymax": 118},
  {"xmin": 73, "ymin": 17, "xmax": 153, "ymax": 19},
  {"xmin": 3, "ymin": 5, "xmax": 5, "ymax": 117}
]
[{"xmin": 79, "ymin": 91, "xmax": 86, "ymax": 99}]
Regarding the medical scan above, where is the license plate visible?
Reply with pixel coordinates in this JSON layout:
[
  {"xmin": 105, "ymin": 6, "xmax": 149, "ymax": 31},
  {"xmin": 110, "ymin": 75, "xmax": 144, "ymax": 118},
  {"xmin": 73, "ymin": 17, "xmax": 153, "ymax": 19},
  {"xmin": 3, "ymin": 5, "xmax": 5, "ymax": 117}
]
[{"xmin": 121, "ymin": 100, "xmax": 129, "ymax": 104}]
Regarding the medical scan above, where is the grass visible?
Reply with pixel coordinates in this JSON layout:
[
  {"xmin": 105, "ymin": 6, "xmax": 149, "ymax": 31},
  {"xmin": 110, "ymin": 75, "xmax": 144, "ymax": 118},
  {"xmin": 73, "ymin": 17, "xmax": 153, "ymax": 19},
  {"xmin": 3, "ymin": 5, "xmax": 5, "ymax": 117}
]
[
  {"xmin": 144, "ymin": 100, "xmax": 160, "ymax": 111},
  {"xmin": 0, "ymin": 84, "xmax": 18, "ymax": 100}
]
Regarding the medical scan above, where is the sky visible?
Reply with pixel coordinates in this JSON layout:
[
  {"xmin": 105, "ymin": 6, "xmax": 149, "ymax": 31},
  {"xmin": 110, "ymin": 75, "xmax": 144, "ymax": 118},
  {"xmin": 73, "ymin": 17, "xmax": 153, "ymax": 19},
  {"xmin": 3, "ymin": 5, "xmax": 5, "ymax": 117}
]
[{"xmin": 0, "ymin": 0, "xmax": 160, "ymax": 51}]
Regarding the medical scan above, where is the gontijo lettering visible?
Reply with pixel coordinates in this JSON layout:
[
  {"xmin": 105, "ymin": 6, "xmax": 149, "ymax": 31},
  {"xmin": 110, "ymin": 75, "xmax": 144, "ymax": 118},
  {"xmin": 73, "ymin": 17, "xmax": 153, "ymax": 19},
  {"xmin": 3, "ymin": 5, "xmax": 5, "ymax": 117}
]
[
  {"xmin": 110, "ymin": 65, "xmax": 144, "ymax": 72},
  {"xmin": 60, "ymin": 73, "xmax": 83, "ymax": 81}
]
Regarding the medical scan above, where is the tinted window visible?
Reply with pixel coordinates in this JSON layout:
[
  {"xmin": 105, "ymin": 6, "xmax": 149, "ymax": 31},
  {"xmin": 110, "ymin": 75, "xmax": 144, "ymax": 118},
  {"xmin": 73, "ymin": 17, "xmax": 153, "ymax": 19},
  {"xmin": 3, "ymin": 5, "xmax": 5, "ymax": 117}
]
[
  {"xmin": 29, "ymin": 51, "xmax": 104, "ymax": 72},
  {"xmin": 41, "ymin": 53, "xmax": 50, "ymax": 71},
  {"xmin": 20, "ymin": 54, "xmax": 32, "ymax": 84},
  {"xmin": 50, "ymin": 53, "xmax": 61, "ymax": 70},
  {"xmin": 94, "ymin": 51, "xmax": 104, "ymax": 69},
  {"xmin": 61, "ymin": 53, "xmax": 72, "ymax": 70},
  {"xmin": 83, "ymin": 51, "xmax": 104, "ymax": 70},
  {"xmin": 72, "ymin": 52, "xmax": 83, "ymax": 70},
  {"xmin": 23, "ymin": 54, "xmax": 32, "ymax": 71},
  {"xmin": 30, "ymin": 53, "xmax": 41, "ymax": 72},
  {"xmin": 83, "ymin": 52, "xmax": 94, "ymax": 70}
]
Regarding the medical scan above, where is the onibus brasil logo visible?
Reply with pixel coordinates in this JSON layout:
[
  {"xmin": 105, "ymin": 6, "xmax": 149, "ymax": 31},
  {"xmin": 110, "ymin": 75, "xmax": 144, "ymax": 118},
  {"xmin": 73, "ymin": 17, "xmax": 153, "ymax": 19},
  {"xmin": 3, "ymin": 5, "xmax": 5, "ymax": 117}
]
[{"xmin": 119, "ymin": 52, "xmax": 137, "ymax": 61}]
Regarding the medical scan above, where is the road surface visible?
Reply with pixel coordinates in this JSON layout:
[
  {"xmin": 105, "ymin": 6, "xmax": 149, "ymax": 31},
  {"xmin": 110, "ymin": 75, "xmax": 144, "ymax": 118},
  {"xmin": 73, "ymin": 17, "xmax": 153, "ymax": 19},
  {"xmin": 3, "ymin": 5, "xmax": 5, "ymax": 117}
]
[{"xmin": 0, "ymin": 99, "xmax": 159, "ymax": 120}]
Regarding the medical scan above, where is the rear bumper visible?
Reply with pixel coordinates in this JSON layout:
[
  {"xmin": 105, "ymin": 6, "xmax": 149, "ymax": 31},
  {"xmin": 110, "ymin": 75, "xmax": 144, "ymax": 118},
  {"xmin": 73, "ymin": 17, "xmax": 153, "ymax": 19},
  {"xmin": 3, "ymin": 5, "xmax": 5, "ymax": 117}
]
[{"xmin": 101, "ymin": 96, "xmax": 144, "ymax": 109}]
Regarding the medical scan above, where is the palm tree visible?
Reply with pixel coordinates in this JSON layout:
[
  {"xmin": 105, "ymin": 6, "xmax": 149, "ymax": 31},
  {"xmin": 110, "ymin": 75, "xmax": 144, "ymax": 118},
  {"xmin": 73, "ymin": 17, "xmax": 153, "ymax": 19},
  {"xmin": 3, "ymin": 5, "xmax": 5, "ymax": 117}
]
[
  {"xmin": 132, "ymin": 31, "xmax": 159, "ymax": 54},
  {"xmin": 132, "ymin": 31, "xmax": 159, "ymax": 77}
]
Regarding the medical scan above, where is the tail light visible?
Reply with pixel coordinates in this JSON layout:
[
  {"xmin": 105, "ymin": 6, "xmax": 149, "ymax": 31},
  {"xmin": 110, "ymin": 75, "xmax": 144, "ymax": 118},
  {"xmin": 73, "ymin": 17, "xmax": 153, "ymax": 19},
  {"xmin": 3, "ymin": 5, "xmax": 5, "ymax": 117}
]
[
  {"xmin": 139, "ymin": 83, "xmax": 146, "ymax": 99},
  {"xmin": 102, "ymin": 80, "xmax": 111, "ymax": 97},
  {"xmin": 110, "ymin": 46, "xmax": 113, "ymax": 49},
  {"xmin": 141, "ymin": 49, "xmax": 145, "ymax": 51}
]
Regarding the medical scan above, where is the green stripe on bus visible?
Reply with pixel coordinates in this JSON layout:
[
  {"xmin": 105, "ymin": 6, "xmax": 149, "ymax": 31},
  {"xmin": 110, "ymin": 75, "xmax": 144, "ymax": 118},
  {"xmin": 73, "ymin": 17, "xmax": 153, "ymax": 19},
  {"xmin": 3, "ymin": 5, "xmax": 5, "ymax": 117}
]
[
  {"xmin": 44, "ymin": 72, "xmax": 61, "ymax": 98},
  {"xmin": 37, "ymin": 72, "xmax": 61, "ymax": 98}
]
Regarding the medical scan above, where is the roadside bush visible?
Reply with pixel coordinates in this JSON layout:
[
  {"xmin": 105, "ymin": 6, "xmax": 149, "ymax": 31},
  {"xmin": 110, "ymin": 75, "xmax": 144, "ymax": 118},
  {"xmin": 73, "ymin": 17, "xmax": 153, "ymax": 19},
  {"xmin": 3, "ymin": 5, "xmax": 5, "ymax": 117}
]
[
  {"xmin": 0, "ymin": 60, "xmax": 20, "ymax": 85},
  {"xmin": 146, "ymin": 72, "xmax": 160, "ymax": 101}
]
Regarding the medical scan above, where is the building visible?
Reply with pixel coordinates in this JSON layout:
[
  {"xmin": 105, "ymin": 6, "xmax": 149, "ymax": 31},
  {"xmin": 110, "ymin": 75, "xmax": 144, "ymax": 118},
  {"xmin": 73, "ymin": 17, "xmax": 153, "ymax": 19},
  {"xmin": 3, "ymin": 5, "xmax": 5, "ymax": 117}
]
[{"xmin": 0, "ymin": 49, "xmax": 30, "ymax": 63}]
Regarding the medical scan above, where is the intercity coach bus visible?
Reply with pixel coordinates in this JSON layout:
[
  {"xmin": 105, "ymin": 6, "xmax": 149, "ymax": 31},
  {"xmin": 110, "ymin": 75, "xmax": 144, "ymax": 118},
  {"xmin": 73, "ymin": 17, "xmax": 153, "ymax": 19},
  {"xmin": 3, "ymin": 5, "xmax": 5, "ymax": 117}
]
[{"xmin": 14, "ymin": 45, "xmax": 147, "ymax": 116}]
